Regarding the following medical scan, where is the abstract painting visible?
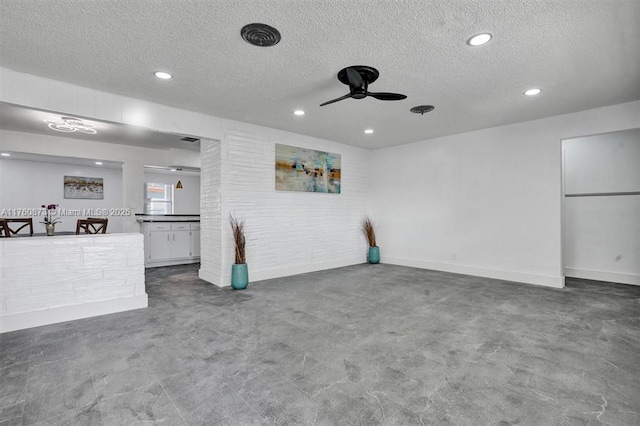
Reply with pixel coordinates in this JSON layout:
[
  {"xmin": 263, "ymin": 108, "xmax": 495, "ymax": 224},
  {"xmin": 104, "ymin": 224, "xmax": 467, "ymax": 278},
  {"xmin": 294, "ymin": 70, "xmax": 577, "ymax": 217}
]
[
  {"xmin": 64, "ymin": 176, "xmax": 104, "ymax": 199},
  {"xmin": 275, "ymin": 144, "xmax": 341, "ymax": 193}
]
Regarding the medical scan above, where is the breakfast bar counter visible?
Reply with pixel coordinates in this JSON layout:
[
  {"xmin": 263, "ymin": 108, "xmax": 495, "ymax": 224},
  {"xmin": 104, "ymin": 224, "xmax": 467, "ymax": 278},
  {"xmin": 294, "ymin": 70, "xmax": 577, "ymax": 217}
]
[{"xmin": 0, "ymin": 232, "xmax": 147, "ymax": 333}]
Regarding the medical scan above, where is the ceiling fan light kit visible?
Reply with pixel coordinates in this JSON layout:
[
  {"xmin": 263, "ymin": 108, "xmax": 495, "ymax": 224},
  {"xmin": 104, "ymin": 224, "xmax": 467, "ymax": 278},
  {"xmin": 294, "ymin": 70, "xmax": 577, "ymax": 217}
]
[{"xmin": 319, "ymin": 65, "xmax": 407, "ymax": 106}]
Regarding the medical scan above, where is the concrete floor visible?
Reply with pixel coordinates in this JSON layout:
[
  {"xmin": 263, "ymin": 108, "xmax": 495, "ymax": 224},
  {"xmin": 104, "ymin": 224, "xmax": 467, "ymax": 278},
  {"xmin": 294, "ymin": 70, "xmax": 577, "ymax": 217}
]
[{"xmin": 1, "ymin": 264, "xmax": 639, "ymax": 425}]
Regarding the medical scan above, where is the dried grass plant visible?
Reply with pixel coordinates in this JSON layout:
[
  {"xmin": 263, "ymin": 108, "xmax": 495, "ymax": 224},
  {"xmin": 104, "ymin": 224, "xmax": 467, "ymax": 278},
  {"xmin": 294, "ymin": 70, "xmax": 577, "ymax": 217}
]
[
  {"xmin": 362, "ymin": 216, "xmax": 377, "ymax": 247},
  {"xmin": 229, "ymin": 214, "xmax": 246, "ymax": 264}
]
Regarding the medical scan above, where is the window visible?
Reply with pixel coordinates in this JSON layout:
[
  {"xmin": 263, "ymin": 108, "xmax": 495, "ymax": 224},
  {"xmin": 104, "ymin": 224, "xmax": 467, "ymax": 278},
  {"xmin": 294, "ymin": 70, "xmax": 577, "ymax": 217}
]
[{"xmin": 144, "ymin": 183, "xmax": 174, "ymax": 214}]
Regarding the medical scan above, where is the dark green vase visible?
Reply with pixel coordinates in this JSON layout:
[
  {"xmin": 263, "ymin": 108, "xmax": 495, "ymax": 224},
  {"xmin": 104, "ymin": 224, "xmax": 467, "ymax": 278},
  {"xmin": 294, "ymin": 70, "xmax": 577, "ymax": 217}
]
[
  {"xmin": 231, "ymin": 263, "xmax": 249, "ymax": 290},
  {"xmin": 368, "ymin": 246, "xmax": 380, "ymax": 264}
]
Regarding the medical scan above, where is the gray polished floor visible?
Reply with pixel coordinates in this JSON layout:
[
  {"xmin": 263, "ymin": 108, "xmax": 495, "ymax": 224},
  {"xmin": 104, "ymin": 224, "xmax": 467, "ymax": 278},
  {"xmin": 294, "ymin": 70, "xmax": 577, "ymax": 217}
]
[{"xmin": 1, "ymin": 264, "xmax": 639, "ymax": 425}]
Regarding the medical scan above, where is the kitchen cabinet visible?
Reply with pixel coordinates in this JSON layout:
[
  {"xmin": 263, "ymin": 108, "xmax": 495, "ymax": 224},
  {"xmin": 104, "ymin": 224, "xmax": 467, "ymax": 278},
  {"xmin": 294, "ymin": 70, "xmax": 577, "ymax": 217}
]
[
  {"xmin": 190, "ymin": 223, "xmax": 201, "ymax": 258},
  {"xmin": 142, "ymin": 221, "xmax": 200, "ymax": 267}
]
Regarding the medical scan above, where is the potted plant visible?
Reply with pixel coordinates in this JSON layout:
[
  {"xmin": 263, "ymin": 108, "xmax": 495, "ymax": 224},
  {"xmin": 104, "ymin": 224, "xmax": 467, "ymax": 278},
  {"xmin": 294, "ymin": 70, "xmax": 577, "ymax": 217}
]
[
  {"xmin": 362, "ymin": 216, "xmax": 380, "ymax": 264},
  {"xmin": 40, "ymin": 203, "xmax": 61, "ymax": 236},
  {"xmin": 229, "ymin": 213, "xmax": 249, "ymax": 289}
]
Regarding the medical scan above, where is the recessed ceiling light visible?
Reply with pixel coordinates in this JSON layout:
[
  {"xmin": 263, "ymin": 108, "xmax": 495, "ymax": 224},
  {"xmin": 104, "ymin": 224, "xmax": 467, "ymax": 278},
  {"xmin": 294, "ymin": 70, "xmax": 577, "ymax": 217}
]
[
  {"xmin": 170, "ymin": 168, "xmax": 177, "ymax": 172},
  {"xmin": 364, "ymin": 129, "xmax": 374, "ymax": 134},
  {"xmin": 467, "ymin": 33, "xmax": 492, "ymax": 46},
  {"xmin": 95, "ymin": 161, "xmax": 103, "ymax": 165},
  {"xmin": 524, "ymin": 88, "xmax": 542, "ymax": 96},
  {"xmin": 293, "ymin": 110, "xmax": 305, "ymax": 116},
  {"xmin": 154, "ymin": 71, "xmax": 173, "ymax": 80},
  {"xmin": 0, "ymin": 153, "xmax": 10, "ymax": 157}
]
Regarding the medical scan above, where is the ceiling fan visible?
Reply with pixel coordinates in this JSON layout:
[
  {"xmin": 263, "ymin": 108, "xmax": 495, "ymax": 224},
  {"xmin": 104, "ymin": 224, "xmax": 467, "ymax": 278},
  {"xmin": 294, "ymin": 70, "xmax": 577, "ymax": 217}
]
[{"xmin": 320, "ymin": 65, "xmax": 407, "ymax": 107}]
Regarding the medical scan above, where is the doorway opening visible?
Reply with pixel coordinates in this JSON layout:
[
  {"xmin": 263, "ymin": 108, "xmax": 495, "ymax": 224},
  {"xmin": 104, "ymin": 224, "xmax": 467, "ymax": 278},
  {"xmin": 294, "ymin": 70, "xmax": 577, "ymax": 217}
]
[{"xmin": 561, "ymin": 128, "xmax": 640, "ymax": 286}]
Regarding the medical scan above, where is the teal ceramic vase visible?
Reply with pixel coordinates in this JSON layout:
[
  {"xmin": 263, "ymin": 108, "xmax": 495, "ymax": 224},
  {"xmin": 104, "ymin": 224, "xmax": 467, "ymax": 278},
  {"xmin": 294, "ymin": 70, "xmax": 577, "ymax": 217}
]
[
  {"xmin": 231, "ymin": 263, "xmax": 249, "ymax": 290},
  {"xmin": 368, "ymin": 246, "xmax": 380, "ymax": 264}
]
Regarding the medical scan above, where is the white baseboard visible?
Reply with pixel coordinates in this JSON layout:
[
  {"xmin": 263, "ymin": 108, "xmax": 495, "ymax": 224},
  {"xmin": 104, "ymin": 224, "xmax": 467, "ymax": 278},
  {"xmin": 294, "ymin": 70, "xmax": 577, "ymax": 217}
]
[
  {"xmin": 1, "ymin": 294, "xmax": 148, "ymax": 334},
  {"xmin": 247, "ymin": 258, "xmax": 363, "ymax": 283},
  {"xmin": 200, "ymin": 259, "xmax": 362, "ymax": 288},
  {"xmin": 564, "ymin": 267, "xmax": 640, "ymax": 286},
  {"xmin": 384, "ymin": 257, "xmax": 565, "ymax": 289},
  {"xmin": 199, "ymin": 257, "xmax": 566, "ymax": 289}
]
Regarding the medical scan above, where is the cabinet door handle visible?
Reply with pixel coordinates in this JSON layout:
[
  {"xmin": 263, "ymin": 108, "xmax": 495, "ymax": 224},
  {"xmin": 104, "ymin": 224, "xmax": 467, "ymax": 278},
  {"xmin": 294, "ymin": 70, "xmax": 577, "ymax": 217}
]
[
  {"xmin": 167, "ymin": 234, "xmax": 170, "ymax": 242},
  {"xmin": 173, "ymin": 234, "xmax": 175, "ymax": 241}
]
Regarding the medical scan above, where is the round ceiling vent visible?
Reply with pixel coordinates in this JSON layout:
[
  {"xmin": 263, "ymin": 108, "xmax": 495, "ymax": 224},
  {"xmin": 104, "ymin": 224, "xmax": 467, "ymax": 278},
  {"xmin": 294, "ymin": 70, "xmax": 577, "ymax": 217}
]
[
  {"xmin": 410, "ymin": 105, "xmax": 435, "ymax": 115},
  {"xmin": 241, "ymin": 23, "xmax": 281, "ymax": 47}
]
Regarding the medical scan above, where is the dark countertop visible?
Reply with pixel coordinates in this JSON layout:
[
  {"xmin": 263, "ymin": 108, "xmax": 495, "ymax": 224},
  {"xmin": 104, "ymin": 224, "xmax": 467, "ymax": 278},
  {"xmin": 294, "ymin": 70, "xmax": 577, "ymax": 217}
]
[
  {"xmin": 6, "ymin": 231, "xmax": 82, "ymax": 237},
  {"xmin": 135, "ymin": 214, "xmax": 200, "ymax": 217},
  {"xmin": 138, "ymin": 220, "xmax": 200, "ymax": 223}
]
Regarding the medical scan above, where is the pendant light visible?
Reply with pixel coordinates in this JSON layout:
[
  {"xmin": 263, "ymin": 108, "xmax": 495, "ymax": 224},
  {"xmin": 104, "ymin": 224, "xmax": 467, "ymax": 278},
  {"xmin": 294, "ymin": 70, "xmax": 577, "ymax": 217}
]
[{"xmin": 176, "ymin": 180, "xmax": 183, "ymax": 190}]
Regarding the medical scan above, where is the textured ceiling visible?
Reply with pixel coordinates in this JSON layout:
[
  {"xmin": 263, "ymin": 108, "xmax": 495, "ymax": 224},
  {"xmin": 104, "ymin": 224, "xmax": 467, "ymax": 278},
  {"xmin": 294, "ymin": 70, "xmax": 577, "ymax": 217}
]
[{"xmin": 1, "ymin": 0, "xmax": 639, "ymax": 149}]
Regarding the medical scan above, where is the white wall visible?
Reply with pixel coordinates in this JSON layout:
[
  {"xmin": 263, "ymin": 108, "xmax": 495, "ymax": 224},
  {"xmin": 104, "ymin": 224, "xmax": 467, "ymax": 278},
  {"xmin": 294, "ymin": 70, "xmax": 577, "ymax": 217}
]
[
  {"xmin": 0, "ymin": 129, "xmax": 200, "ymax": 232},
  {"xmin": 3, "ymin": 67, "xmax": 639, "ymax": 289},
  {"xmin": 0, "ymin": 158, "xmax": 123, "ymax": 233},
  {"xmin": 371, "ymin": 101, "xmax": 640, "ymax": 288},
  {"xmin": 143, "ymin": 171, "xmax": 200, "ymax": 215},
  {"xmin": 563, "ymin": 128, "xmax": 640, "ymax": 194},
  {"xmin": 563, "ymin": 128, "xmax": 640, "ymax": 285},
  {"xmin": 199, "ymin": 125, "xmax": 372, "ymax": 287}
]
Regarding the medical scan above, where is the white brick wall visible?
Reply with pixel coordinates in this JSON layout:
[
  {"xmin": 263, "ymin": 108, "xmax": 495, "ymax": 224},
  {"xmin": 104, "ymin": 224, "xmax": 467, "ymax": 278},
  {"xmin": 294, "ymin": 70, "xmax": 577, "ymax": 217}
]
[
  {"xmin": 0, "ymin": 233, "xmax": 146, "ymax": 332},
  {"xmin": 199, "ymin": 125, "xmax": 373, "ymax": 287},
  {"xmin": 199, "ymin": 139, "xmax": 223, "ymax": 285}
]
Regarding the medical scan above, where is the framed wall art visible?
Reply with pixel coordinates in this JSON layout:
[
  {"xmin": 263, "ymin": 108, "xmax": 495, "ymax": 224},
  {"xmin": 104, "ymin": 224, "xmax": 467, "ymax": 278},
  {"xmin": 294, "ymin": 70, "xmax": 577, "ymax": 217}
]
[
  {"xmin": 275, "ymin": 144, "xmax": 341, "ymax": 193},
  {"xmin": 64, "ymin": 175, "xmax": 104, "ymax": 199}
]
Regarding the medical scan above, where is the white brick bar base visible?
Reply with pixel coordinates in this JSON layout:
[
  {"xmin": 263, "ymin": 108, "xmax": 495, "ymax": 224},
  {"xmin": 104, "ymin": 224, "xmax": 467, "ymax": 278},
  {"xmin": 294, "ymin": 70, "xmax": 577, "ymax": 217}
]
[{"xmin": 0, "ymin": 233, "xmax": 147, "ymax": 333}]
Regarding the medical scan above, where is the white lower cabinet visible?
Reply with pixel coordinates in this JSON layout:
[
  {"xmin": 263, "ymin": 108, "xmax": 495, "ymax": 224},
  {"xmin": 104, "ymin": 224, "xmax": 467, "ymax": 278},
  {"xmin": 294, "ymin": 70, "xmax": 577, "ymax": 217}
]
[
  {"xmin": 148, "ymin": 230, "xmax": 172, "ymax": 261},
  {"xmin": 169, "ymin": 223, "xmax": 191, "ymax": 259},
  {"xmin": 143, "ymin": 222, "xmax": 200, "ymax": 267},
  {"xmin": 190, "ymin": 223, "xmax": 201, "ymax": 258}
]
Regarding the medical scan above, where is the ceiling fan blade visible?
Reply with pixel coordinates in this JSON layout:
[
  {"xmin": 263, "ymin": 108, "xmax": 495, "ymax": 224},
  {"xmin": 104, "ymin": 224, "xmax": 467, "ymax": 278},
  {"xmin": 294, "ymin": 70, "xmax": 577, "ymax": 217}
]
[
  {"xmin": 319, "ymin": 93, "xmax": 352, "ymax": 106},
  {"xmin": 368, "ymin": 92, "xmax": 407, "ymax": 101},
  {"xmin": 345, "ymin": 67, "xmax": 364, "ymax": 88}
]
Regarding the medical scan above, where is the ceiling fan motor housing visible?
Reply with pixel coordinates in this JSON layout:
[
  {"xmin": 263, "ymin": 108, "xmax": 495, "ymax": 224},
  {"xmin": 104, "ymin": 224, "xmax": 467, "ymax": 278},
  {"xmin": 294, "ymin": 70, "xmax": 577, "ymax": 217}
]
[{"xmin": 320, "ymin": 65, "xmax": 407, "ymax": 106}]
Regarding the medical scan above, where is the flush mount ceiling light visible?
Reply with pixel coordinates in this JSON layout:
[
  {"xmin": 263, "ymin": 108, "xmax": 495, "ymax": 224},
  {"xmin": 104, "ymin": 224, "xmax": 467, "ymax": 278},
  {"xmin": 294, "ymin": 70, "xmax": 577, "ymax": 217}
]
[
  {"xmin": 364, "ymin": 129, "xmax": 374, "ymax": 134},
  {"xmin": 241, "ymin": 23, "xmax": 281, "ymax": 47},
  {"xmin": 524, "ymin": 88, "xmax": 542, "ymax": 96},
  {"xmin": 293, "ymin": 110, "xmax": 305, "ymax": 116},
  {"xmin": 410, "ymin": 105, "xmax": 435, "ymax": 115},
  {"xmin": 44, "ymin": 117, "xmax": 97, "ymax": 134},
  {"xmin": 467, "ymin": 33, "xmax": 492, "ymax": 46},
  {"xmin": 154, "ymin": 71, "xmax": 172, "ymax": 79}
]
